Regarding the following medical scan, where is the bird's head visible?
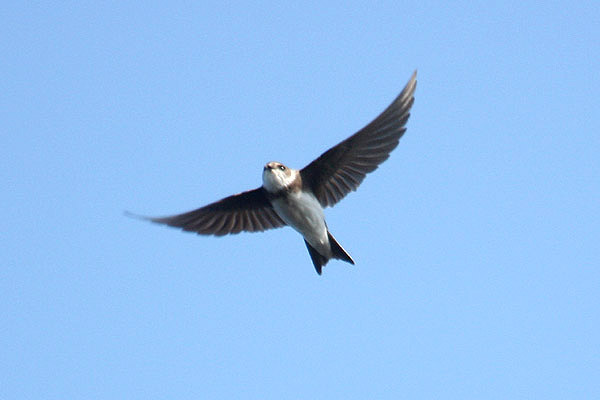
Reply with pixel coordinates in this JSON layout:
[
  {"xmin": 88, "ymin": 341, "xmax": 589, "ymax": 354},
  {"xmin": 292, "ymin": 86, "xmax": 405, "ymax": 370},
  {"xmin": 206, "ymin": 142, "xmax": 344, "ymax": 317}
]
[{"xmin": 262, "ymin": 161, "xmax": 298, "ymax": 193}]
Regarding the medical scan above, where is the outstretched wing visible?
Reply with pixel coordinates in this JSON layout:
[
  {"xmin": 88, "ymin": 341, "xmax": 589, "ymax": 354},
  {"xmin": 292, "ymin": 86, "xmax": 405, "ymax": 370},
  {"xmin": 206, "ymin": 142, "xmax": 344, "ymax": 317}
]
[
  {"xmin": 300, "ymin": 71, "xmax": 417, "ymax": 207},
  {"xmin": 138, "ymin": 187, "xmax": 286, "ymax": 236}
]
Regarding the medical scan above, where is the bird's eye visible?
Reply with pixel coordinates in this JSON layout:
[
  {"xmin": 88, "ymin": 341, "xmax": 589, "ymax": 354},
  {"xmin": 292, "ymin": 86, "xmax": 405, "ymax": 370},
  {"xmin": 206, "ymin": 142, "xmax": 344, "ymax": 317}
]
[{"xmin": 279, "ymin": 165, "xmax": 286, "ymax": 171}]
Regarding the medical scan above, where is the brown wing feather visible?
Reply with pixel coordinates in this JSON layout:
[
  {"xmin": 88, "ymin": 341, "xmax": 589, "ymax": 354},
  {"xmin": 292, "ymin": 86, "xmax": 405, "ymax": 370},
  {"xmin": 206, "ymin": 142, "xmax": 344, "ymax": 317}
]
[
  {"xmin": 143, "ymin": 187, "xmax": 286, "ymax": 236},
  {"xmin": 300, "ymin": 71, "xmax": 417, "ymax": 207}
]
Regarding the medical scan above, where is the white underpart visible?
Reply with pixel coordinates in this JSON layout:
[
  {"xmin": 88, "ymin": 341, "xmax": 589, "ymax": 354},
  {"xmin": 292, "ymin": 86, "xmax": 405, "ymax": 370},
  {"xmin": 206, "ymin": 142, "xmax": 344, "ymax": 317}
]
[
  {"xmin": 271, "ymin": 191, "xmax": 330, "ymax": 257},
  {"xmin": 262, "ymin": 167, "xmax": 330, "ymax": 257}
]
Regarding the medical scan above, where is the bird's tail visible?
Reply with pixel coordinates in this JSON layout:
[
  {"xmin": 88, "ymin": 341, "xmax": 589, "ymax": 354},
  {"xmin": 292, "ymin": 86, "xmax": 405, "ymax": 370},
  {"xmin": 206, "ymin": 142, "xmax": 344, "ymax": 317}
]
[
  {"xmin": 304, "ymin": 231, "xmax": 354, "ymax": 275},
  {"xmin": 327, "ymin": 231, "xmax": 355, "ymax": 265}
]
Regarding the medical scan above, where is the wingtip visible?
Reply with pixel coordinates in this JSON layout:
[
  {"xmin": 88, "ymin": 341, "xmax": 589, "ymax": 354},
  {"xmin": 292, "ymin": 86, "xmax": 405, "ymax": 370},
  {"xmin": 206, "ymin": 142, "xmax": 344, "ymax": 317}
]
[
  {"xmin": 400, "ymin": 70, "xmax": 417, "ymax": 102},
  {"xmin": 123, "ymin": 210, "xmax": 138, "ymax": 218},
  {"xmin": 408, "ymin": 70, "xmax": 418, "ymax": 88},
  {"xmin": 123, "ymin": 210, "xmax": 151, "ymax": 221}
]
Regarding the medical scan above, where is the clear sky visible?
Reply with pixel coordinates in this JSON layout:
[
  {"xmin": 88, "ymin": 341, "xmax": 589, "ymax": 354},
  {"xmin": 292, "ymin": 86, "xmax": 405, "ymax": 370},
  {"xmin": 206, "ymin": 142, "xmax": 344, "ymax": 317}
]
[{"xmin": 2, "ymin": 1, "xmax": 598, "ymax": 399}]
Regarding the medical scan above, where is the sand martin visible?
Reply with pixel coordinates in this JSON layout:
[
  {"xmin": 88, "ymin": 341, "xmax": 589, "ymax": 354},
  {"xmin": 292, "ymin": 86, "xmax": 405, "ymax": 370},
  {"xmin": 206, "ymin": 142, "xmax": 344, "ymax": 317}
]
[{"xmin": 133, "ymin": 71, "xmax": 417, "ymax": 274}]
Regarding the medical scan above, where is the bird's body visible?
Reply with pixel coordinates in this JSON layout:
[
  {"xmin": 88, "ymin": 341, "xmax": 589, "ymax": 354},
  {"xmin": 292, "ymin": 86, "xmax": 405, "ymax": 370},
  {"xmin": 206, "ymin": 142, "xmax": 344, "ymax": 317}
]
[
  {"xmin": 133, "ymin": 71, "xmax": 417, "ymax": 274},
  {"xmin": 261, "ymin": 161, "xmax": 353, "ymax": 272},
  {"xmin": 270, "ymin": 187, "xmax": 329, "ymax": 257}
]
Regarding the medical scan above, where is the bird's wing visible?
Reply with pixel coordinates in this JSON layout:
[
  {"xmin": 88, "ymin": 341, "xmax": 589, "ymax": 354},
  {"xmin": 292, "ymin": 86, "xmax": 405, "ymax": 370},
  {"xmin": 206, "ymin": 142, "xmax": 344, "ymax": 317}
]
[
  {"xmin": 137, "ymin": 187, "xmax": 286, "ymax": 236},
  {"xmin": 300, "ymin": 71, "xmax": 417, "ymax": 207}
]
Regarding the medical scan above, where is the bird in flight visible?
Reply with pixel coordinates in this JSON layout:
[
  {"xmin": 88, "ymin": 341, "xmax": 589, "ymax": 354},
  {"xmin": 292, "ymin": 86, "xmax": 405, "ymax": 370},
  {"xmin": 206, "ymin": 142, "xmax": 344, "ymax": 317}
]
[{"xmin": 133, "ymin": 71, "xmax": 417, "ymax": 275}]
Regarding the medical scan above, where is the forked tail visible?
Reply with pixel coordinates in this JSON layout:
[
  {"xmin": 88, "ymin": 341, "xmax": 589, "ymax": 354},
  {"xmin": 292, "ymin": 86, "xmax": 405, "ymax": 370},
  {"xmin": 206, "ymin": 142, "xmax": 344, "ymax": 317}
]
[
  {"xmin": 327, "ymin": 231, "xmax": 354, "ymax": 265},
  {"xmin": 304, "ymin": 231, "xmax": 354, "ymax": 275}
]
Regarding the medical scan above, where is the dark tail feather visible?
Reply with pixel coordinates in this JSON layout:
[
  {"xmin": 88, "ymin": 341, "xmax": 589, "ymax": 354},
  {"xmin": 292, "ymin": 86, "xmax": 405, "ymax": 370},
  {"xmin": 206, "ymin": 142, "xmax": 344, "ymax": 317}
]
[
  {"xmin": 304, "ymin": 232, "xmax": 354, "ymax": 275},
  {"xmin": 328, "ymin": 232, "xmax": 355, "ymax": 265},
  {"xmin": 304, "ymin": 240, "xmax": 328, "ymax": 275}
]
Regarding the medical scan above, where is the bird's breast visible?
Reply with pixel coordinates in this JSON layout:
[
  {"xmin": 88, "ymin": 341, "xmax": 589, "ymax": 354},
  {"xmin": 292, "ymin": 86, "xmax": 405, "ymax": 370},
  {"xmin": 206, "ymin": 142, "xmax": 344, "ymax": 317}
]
[{"xmin": 271, "ymin": 190, "xmax": 329, "ymax": 252}]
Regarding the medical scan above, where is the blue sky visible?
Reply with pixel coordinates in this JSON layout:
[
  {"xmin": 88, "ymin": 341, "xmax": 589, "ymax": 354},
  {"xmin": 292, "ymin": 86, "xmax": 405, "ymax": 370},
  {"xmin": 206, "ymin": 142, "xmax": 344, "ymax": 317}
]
[{"xmin": 2, "ymin": 1, "xmax": 598, "ymax": 398}]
